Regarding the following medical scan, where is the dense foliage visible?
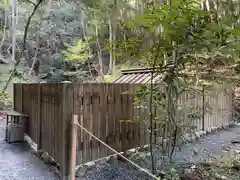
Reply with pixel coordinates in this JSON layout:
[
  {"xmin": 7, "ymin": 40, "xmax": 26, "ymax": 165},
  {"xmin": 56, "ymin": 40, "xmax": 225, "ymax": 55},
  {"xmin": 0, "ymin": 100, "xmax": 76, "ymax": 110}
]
[{"xmin": 0, "ymin": 0, "xmax": 239, "ymax": 84}]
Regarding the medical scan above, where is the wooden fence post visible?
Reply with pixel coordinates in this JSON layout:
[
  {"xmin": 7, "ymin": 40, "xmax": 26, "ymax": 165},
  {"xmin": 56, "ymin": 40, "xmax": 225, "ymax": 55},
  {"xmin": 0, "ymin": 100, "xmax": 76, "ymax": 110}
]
[
  {"xmin": 60, "ymin": 82, "xmax": 74, "ymax": 180},
  {"xmin": 202, "ymin": 85, "xmax": 205, "ymax": 131},
  {"xmin": 13, "ymin": 83, "xmax": 23, "ymax": 112},
  {"xmin": 38, "ymin": 83, "xmax": 42, "ymax": 150},
  {"xmin": 71, "ymin": 115, "xmax": 78, "ymax": 180},
  {"xmin": 232, "ymin": 86, "xmax": 235, "ymax": 123}
]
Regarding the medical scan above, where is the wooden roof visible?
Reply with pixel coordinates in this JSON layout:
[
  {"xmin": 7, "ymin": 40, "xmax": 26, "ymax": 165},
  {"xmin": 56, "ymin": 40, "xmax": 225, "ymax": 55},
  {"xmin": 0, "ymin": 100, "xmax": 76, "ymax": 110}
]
[
  {"xmin": 114, "ymin": 68, "xmax": 164, "ymax": 84},
  {"xmin": 114, "ymin": 66, "xmax": 234, "ymax": 83}
]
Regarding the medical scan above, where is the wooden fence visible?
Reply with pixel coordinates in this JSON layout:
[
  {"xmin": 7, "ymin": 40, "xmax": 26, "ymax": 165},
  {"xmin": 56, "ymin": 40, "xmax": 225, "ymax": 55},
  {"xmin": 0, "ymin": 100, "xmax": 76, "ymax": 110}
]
[
  {"xmin": 13, "ymin": 82, "xmax": 234, "ymax": 170},
  {"xmin": 14, "ymin": 83, "xmax": 73, "ymax": 178}
]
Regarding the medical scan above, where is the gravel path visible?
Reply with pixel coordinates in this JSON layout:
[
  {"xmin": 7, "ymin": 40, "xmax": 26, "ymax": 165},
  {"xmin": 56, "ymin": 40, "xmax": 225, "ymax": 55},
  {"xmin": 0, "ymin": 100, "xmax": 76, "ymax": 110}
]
[
  {"xmin": 171, "ymin": 124, "xmax": 240, "ymax": 164},
  {"xmin": 79, "ymin": 124, "xmax": 240, "ymax": 180},
  {"xmin": 0, "ymin": 119, "xmax": 59, "ymax": 180}
]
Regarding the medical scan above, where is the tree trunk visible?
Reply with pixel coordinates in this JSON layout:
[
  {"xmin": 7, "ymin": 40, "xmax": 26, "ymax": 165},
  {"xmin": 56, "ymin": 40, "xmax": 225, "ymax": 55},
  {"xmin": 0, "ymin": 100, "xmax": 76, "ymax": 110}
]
[
  {"xmin": 11, "ymin": 0, "xmax": 17, "ymax": 63},
  {"xmin": 81, "ymin": 11, "xmax": 92, "ymax": 77},
  {"xmin": 31, "ymin": 0, "xmax": 52, "ymax": 78},
  {"xmin": 0, "ymin": 3, "xmax": 8, "ymax": 56},
  {"xmin": 95, "ymin": 26, "xmax": 103, "ymax": 77},
  {"xmin": 108, "ymin": 15, "xmax": 113, "ymax": 74},
  {"xmin": 112, "ymin": 23, "xmax": 116, "ymax": 74},
  {"xmin": 112, "ymin": 0, "xmax": 119, "ymax": 75}
]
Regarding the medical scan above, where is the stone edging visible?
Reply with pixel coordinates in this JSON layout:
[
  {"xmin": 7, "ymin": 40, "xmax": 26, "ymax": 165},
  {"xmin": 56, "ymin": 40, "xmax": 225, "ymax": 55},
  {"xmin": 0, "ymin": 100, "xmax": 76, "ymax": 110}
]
[
  {"xmin": 25, "ymin": 122, "xmax": 239, "ymax": 178},
  {"xmin": 24, "ymin": 135, "xmax": 59, "ymax": 168},
  {"xmin": 75, "ymin": 122, "xmax": 238, "ymax": 177}
]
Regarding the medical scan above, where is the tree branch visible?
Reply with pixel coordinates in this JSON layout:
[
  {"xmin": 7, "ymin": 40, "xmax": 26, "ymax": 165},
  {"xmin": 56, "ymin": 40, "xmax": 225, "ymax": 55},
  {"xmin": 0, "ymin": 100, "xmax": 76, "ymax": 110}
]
[
  {"xmin": 24, "ymin": 0, "xmax": 37, "ymax": 6},
  {"xmin": 1, "ymin": 0, "xmax": 45, "ymax": 93},
  {"xmin": 149, "ymin": 39, "xmax": 162, "ymax": 175},
  {"xmin": 28, "ymin": 46, "xmax": 39, "ymax": 76}
]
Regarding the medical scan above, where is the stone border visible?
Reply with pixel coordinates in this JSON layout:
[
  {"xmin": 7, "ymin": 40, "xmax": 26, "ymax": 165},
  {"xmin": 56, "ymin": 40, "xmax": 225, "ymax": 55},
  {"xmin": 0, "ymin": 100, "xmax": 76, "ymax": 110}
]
[
  {"xmin": 24, "ymin": 135, "xmax": 59, "ymax": 168},
  {"xmin": 75, "ymin": 122, "xmax": 238, "ymax": 177}
]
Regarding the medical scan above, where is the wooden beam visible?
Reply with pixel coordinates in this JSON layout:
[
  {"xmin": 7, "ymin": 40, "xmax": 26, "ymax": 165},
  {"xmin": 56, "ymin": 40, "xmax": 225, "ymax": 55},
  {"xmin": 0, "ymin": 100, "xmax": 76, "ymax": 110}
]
[{"xmin": 71, "ymin": 115, "xmax": 78, "ymax": 180}]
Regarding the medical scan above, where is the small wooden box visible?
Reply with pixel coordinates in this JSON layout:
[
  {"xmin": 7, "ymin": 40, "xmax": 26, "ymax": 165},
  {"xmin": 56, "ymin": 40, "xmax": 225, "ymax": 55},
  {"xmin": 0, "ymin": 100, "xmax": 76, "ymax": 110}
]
[
  {"xmin": 0, "ymin": 110, "xmax": 28, "ymax": 143},
  {"xmin": 7, "ymin": 124, "xmax": 25, "ymax": 143}
]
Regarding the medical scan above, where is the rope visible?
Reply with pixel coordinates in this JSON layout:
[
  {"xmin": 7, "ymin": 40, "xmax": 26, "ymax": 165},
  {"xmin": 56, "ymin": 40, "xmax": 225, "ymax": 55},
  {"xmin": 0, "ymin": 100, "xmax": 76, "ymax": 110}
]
[{"xmin": 74, "ymin": 120, "xmax": 159, "ymax": 180}]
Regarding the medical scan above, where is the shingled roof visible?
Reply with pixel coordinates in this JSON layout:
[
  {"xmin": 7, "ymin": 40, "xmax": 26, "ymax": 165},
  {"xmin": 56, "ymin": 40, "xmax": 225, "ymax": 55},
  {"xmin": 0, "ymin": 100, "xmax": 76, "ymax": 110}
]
[
  {"xmin": 114, "ymin": 68, "xmax": 164, "ymax": 84},
  {"xmin": 114, "ymin": 66, "xmax": 234, "ymax": 84}
]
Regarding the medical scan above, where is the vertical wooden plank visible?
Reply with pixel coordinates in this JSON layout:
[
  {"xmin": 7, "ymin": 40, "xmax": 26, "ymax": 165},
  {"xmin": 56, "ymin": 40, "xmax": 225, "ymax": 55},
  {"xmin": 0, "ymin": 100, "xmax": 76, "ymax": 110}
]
[
  {"xmin": 105, "ymin": 84, "xmax": 110, "ymax": 156},
  {"xmin": 38, "ymin": 84, "xmax": 42, "ymax": 150},
  {"xmin": 89, "ymin": 83, "xmax": 93, "ymax": 161},
  {"xmin": 134, "ymin": 84, "xmax": 141, "ymax": 148},
  {"xmin": 221, "ymin": 87, "xmax": 224, "ymax": 126},
  {"xmin": 41, "ymin": 84, "xmax": 45, "ymax": 155},
  {"xmin": 54, "ymin": 84, "xmax": 59, "ymax": 161},
  {"xmin": 71, "ymin": 115, "xmax": 78, "ymax": 180},
  {"xmin": 13, "ymin": 83, "xmax": 17, "ymax": 111},
  {"xmin": 106, "ymin": 83, "xmax": 114, "ymax": 155},
  {"xmin": 231, "ymin": 85, "xmax": 235, "ymax": 124},
  {"xmin": 205, "ymin": 93, "xmax": 209, "ymax": 130},
  {"xmin": 13, "ymin": 84, "xmax": 19, "ymax": 111},
  {"xmin": 223, "ymin": 86, "xmax": 226, "ymax": 126},
  {"xmin": 202, "ymin": 85, "xmax": 205, "ymax": 131},
  {"xmin": 137, "ymin": 85, "xmax": 145, "ymax": 147},
  {"xmin": 218, "ymin": 89, "xmax": 221, "ymax": 128},
  {"xmin": 48, "ymin": 84, "xmax": 52, "ymax": 158},
  {"xmin": 53, "ymin": 84, "xmax": 58, "ymax": 161},
  {"xmin": 101, "ymin": 83, "xmax": 108, "ymax": 158},
  {"xmin": 220, "ymin": 86, "xmax": 223, "ymax": 126},
  {"xmin": 82, "ymin": 84, "xmax": 89, "ymax": 163},
  {"xmin": 198, "ymin": 90, "xmax": 202, "ymax": 131},
  {"xmin": 91, "ymin": 83, "xmax": 100, "ymax": 160},
  {"xmin": 218, "ymin": 87, "xmax": 221, "ymax": 127},
  {"xmin": 104, "ymin": 83, "xmax": 108, "ymax": 155},
  {"xmin": 226, "ymin": 85, "xmax": 230, "ymax": 126},
  {"xmin": 109, "ymin": 83, "xmax": 116, "ymax": 151},
  {"xmin": 127, "ymin": 83, "xmax": 134, "ymax": 149},
  {"xmin": 208, "ymin": 93, "xmax": 212, "ymax": 129},
  {"xmin": 60, "ymin": 82, "xmax": 73, "ymax": 180},
  {"xmin": 193, "ymin": 90, "xmax": 198, "ymax": 131},
  {"xmin": 226, "ymin": 85, "xmax": 229, "ymax": 125},
  {"xmin": 120, "ymin": 83, "xmax": 128, "ymax": 151},
  {"xmin": 211, "ymin": 93, "xmax": 214, "ymax": 128},
  {"xmin": 130, "ymin": 84, "xmax": 139, "ymax": 148},
  {"xmin": 77, "ymin": 84, "xmax": 84, "ymax": 164},
  {"xmin": 13, "ymin": 83, "xmax": 23, "ymax": 113},
  {"xmin": 82, "ymin": 84, "xmax": 86, "ymax": 163},
  {"xmin": 23, "ymin": 84, "xmax": 30, "ymax": 136},
  {"xmin": 224, "ymin": 86, "xmax": 227, "ymax": 126},
  {"xmin": 212, "ymin": 91, "xmax": 215, "ymax": 128},
  {"xmin": 195, "ymin": 91, "xmax": 200, "ymax": 131},
  {"xmin": 214, "ymin": 90, "xmax": 216, "ymax": 128},
  {"xmin": 114, "ymin": 83, "xmax": 121, "ymax": 151},
  {"xmin": 134, "ymin": 84, "xmax": 143, "ymax": 147},
  {"xmin": 125, "ymin": 83, "xmax": 131, "ymax": 150},
  {"xmin": 222, "ymin": 84, "xmax": 225, "ymax": 126},
  {"xmin": 144, "ymin": 84, "xmax": 150, "ymax": 145}
]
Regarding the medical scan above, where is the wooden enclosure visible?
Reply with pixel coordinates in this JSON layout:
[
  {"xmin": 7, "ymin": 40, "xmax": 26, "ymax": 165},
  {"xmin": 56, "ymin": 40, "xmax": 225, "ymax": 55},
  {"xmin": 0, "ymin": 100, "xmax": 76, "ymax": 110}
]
[{"xmin": 13, "ymin": 82, "xmax": 234, "ymax": 168}]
